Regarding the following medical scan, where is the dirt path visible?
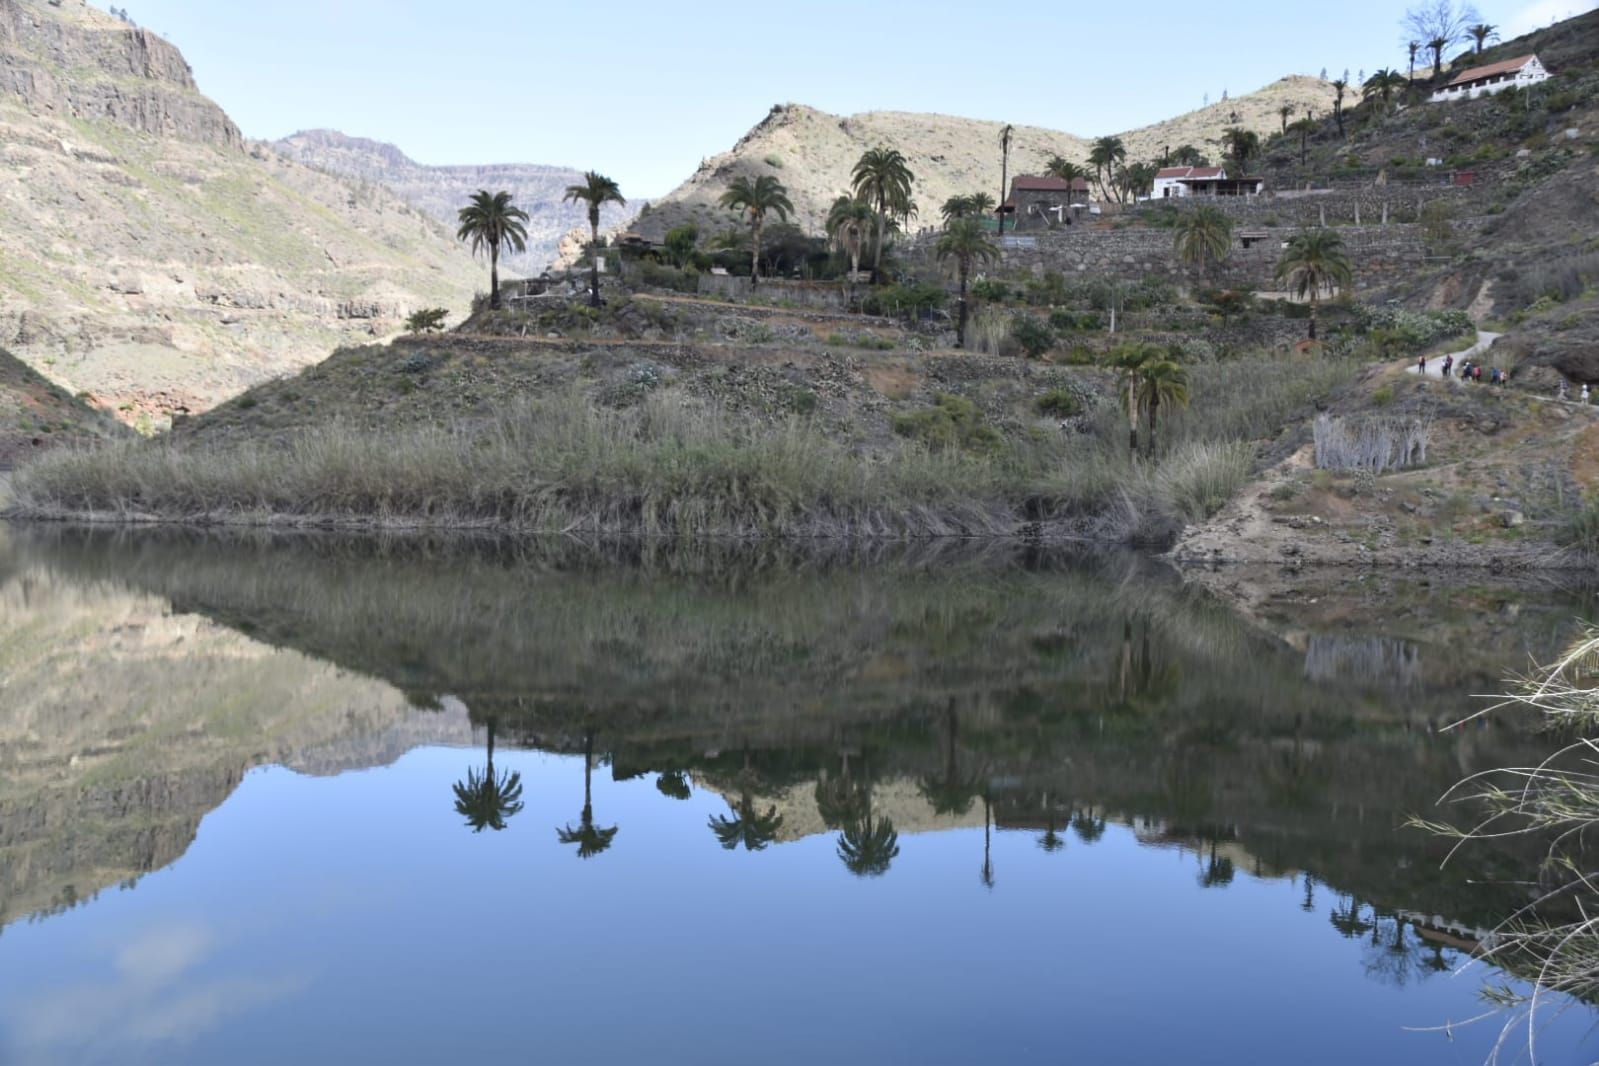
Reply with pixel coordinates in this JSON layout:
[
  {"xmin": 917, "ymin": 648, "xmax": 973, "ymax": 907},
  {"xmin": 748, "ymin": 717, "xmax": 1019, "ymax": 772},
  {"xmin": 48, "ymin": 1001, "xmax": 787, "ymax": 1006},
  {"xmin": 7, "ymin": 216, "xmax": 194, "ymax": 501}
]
[{"xmin": 1405, "ymin": 330, "xmax": 1502, "ymax": 382}]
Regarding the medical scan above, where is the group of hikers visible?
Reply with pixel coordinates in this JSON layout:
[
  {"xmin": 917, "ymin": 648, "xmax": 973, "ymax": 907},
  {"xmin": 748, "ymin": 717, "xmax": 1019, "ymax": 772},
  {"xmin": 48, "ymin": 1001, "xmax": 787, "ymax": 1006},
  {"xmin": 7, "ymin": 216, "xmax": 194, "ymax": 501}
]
[{"xmin": 1425, "ymin": 354, "xmax": 1508, "ymax": 386}]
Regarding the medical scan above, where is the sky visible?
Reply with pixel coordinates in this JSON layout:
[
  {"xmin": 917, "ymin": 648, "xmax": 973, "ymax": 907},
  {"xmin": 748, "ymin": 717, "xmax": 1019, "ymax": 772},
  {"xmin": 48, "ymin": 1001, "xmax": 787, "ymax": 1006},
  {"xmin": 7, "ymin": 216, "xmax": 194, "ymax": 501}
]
[{"xmin": 104, "ymin": 0, "xmax": 1597, "ymax": 197}]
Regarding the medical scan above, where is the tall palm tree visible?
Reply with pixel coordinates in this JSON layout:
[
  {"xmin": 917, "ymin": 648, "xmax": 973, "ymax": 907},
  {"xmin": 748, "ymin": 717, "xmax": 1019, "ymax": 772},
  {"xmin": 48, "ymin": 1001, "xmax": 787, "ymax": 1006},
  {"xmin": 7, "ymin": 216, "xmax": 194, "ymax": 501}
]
[
  {"xmin": 1426, "ymin": 35, "xmax": 1449, "ymax": 77},
  {"xmin": 939, "ymin": 194, "xmax": 976, "ymax": 223},
  {"xmin": 709, "ymin": 790, "xmax": 784, "ymax": 851},
  {"xmin": 1289, "ymin": 117, "xmax": 1317, "ymax": 166},
  {"xmin": 934, "ymin": 217, "xmax": 1000, "ymax": 349},
  {"xmin": 455, "ymin": 190, "xmax": 528, "ymax": 311},
  {"xmin": 1220, "ymin": 127, "xmax": 1260, "ymax": 175},
  {"xmin": 1044, "ymin": 156, "xmax": 1089, "ymax": 204},
  {"xmin": 1172, "ymin": 205, "xmax": 1234, "ymax": 283},
  {"xmin": 562, "ymin": 172, "xmax": 626, "ymax": 309},
  {"xmin": 1108, "ymin": 342, "xmax": 1159, "ymax": 455},
  {"xmin": 1119, "ymin": 161, "xmax": 1158, "ymax": 202},
  {"xmin": 1171, "ymin": 144, "xmax": 1206, "ymax": 167},
  {"xmin": 451, "ymin": 720, "xmax": 524, "ymax": 832},
  {"xmin": 1088, "ymin": 136, "xmax": 1127, "ymax": 203},
  {"xmin": 852, "ymin": 147, "xmax": 915, "ymax": 279},
  {"xmin": 1467, "ymin": 22, "xmax": 1497, "ymax": 52},
  {"xmin": 997, "ymin": 124, "xmax": 1014, "ymax": 235},
  {"xmin": 1363, "ymin": 69, "xmax": 1407, "ymax": 109},
  {"xmin": 1278, "ymin": 103, "xmax": 1294, "ymax": 135},
  {"xmin": 1330, "ymin": 79, "xmax": 1349, "ymax": 137},
  {"xmin": 1407, "ymin": 40, "xmax": 1420, "ymax": 84},
  {"xmin": 1277, "ymin": 229, "xmax": 1354, "ymax": 341},
  {"xmin": 556, "ymin": 731, "xmax": 618, "ymax": 859},
  {"xmin": 1137, "ymin": 357, "xmax": 1190, "ymax": 459},
  {"xmin": 719, "ymin": 174, "xmax": 793, "ymax": 288},
  {"xmin": 828, "ymin": 195, "xmax": 875, "ymax": 306}
]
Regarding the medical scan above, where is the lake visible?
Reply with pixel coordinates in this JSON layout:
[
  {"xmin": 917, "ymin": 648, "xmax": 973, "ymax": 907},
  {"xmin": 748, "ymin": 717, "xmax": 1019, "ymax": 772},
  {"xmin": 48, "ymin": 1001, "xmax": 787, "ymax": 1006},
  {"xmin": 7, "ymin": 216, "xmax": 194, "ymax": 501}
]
[{"xmin": 1, "ymin": 525, "xmax": 1596, "ymax": 1065}]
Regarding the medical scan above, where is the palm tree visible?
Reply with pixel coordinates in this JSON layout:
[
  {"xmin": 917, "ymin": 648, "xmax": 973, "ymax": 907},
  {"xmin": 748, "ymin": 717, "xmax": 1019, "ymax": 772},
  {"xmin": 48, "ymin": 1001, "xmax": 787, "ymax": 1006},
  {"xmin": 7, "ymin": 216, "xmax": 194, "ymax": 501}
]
[
  {"xmin": 1407, "ymin": 40, "xmax": 1420, "ymax": 84},
  {"xmin": 1364, "ymin": 69, "xmax": 1407, "ymax": 109},
  {"xmin": 1120, "ymin": 161, "xmax": 1158, "ymax": 202},
  {"xmin": 1277, "ymin": 229, "xmax": 1354, "ymax": 341},
  {"xmin": 719, "ymin": 174, "xmax": 793, "ymax": 288},
  {"xmin": 1088, "ymin": 136, "xmax": 1127, "ymax": 203},
  {"xmin": 1171, "ymin": 144, "xmax": 1206, "ymax": 167},
  {"xmin": 655, "ymin": 771, "xmax": 692, "ymax": 800},
  {"xmin": 1220, "ymin": 127, "xmax": 1260, "ymax": 175},
  {"xmin": 1467, "ymin": 22, "xmax": 1497, "ymax": 52},
  {"xmin": 1071, "ymin": 808, "xmax": 1107, "ymax": 844},
  {"xmin": 852, "ymin": 147, "xmax": 915, "ymax": 280},
  {"xmin": 556, "ymin": 731, "xmax": 618, "ymax": 859},
  {"xmin": 451, "ymin": 720, "xmax": 524, "ymax": 832},
  {"xmin": 997, "ymin": 124, "xmax": 1014, "ymax": 235},
  {"xmin": 838, "ymin": 814, "xmax": 900, "ymax": 877},
  {"xmin": 979, "ymin": 791, "xmax": 996, "ymax": 889},
  {"xmin": 562, "ymin": 172, "xmax": 626, "ymax": 309},
  {"xmin": 935, "ymin": 217, "xmax": 1000, "ymax": 349},
  {"xmin": 1330, "ymin": 79, "xmax": 1349, "ymax": 137},
  {"xmin": 1108, "ymin": 342, "xmax": 1158, "ymax": 455},
  {"xmin": 455, "ymin": 190, "xmax": 528, "ymax": 311},
  {"xmin": 1044, "ymin": 156, "xmax": 1089, "ymax": 205},
  {"xmin": 918, "ymin": 704, "xmax": 978, "ymax": 817},
  {"xmin": 709, "ymin": 791, "xmax": 784, "ymax": 851},
  {"xmin": 1172, "ymin": 204, "xmax": 1234, "ymax": 283},
  {"xmin": 828, "ymin": 195, "xmax": 875, "ymax": 307},
  {"xmin": 1426, "ymin": 35, "xmax": 1449, "ymax": 77},
  {"xmin": 1137, "ymin": 357, "xmax": 1190, "ymax": 459},
  {"xmin": 1278, "ymin": 103, "xmax": 1294, "ymax": 135},
  {"xmin": 1289, "ymin": 117, "xmax": 1317, "ymax": 166}
]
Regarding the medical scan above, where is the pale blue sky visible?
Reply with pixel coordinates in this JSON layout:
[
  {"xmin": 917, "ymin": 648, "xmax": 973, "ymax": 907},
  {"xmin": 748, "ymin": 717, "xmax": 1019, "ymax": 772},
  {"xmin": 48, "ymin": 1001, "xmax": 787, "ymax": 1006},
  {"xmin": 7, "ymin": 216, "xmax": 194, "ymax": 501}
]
[{"xmin": 108, "ymin": 0, "xmax": 1594, "ymax": 196}]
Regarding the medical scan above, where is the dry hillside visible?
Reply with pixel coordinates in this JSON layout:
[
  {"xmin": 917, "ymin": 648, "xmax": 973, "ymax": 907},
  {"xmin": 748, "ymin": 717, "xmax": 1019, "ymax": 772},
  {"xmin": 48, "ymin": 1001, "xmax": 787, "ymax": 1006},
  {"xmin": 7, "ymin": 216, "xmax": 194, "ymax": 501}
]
[
  {"xmin": 0, "ymin": 0, "xmax": 481, "ymax": 426},
  {"xmin": 272, "ymin": 129, "xmax": 640, "ymax": 273},
  {"xmin": 611, "ymin": 77, "xmax": 1337, "ymax": 246}
]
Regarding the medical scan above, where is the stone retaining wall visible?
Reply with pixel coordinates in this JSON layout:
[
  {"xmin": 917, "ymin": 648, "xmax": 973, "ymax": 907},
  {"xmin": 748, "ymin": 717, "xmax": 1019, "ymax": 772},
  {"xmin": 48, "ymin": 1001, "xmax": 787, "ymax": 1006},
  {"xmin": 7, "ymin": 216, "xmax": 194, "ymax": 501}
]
[{"xmin": 696, "ymin": 274, "xmax": 847, "ymax": 310}]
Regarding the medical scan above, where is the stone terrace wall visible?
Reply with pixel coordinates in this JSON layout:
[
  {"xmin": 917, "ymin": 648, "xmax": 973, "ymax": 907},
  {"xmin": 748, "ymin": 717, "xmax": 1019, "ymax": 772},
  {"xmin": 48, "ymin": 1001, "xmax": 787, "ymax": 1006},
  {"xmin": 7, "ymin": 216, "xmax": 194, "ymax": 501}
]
[
  {"xmin": 1135, "ymin": 182, "xmax": 1489, "ymax": 228},
  {"xmin": 696, "ymin": 274, "xmax": 847, "ymax": 310}
]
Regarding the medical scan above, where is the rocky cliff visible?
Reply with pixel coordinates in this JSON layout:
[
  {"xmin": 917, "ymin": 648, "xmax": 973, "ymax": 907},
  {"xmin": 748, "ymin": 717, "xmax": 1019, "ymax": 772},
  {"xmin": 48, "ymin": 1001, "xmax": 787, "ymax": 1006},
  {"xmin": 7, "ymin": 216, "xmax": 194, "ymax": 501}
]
[
  {"xmin": 0, "ymin": 0, "xmax": 481, "ymax": 426},
  {"xmin": 273, "ymin": 129, "xmax": 639, "ymax": 273}
]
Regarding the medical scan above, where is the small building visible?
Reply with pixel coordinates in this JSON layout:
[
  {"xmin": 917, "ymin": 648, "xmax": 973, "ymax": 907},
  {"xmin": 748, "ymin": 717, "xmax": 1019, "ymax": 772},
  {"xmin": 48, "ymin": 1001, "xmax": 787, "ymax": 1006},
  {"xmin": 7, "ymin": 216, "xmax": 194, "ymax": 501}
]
[
  {"xmin": 1152, "ymin": 165, "xmax": 1225, "ymax": 199},
  {"xmin": 999, "ymin": 174, "xmax": 1092, "ymax": 229},
  {"xmin": 1180, "ymin": 175, "xmax": 1265, "ymax": 197},
  {"xmin": 1429, "ymin": 53, "xmax": 1550, "ymax": 103}
]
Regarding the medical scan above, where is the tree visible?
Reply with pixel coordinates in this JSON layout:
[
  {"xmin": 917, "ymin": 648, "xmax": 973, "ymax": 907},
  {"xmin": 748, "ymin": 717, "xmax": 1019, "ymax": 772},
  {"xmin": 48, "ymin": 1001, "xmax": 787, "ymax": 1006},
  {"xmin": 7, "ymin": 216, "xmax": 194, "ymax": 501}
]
[
  {"xmin": 1467, "ymin": 21, "xmax": 1497, "ymax": 52},
  {"xmin": 655, "ymin": 771, "xmax": 692, "ymax": 800},
  {"xmin": 1137, "ymin": 356, "xmax": 1190, "ymax": 459},
  {"xmin": 1172, "ymin": 205, "xmax": 1233, "ymax": 283},
  {"xmin": 1289, "ymin": 117, "xmax": 1317, "ymax": 166},
  {"xmin": 719, "ymin": 174, "xmax": 793, "ymax": 288},
  {"xmin": 918, "ymin": 705, "xmax": 978, "ymax": 817},
  {"xmin": 1044, "ymin": 156, "xmax": 1090, "ymax": 203},
  {"xmin": 1088, "ymin": 136, "xmax": 1127, "ymax": 203},
  {"xmin": 1119, "ymin": 161, "xmax": 1158, "ymax": 202},
  {"xmin": 1331, "ymin": 79, "xmax": 1349, "ymax": 137},
  {"xmin": 1278, "ymin": 103, "xmax": 1294, "ymax": 135},
  {"xmin": 1277, "ymin": 229, "xmax": 1354, "ymax": 341},
  {"xmin": 1220, "ymin": 127, "xmax": 1260, "ymax": 174},
  {"xmin": 852, "ymin": 147, "xmax": 915, "ymax": 279},
  {"xmin": 662, "ymin": 224, "xmax": 699, "ymax": 270},
  {"xmin": 1403, "ymin": 0, "xmax": 1480, "ymax": 74},
  {"xmin": 997, "ymin": 124, "xmax": 1014, "ymax": 235},
  {"xmin": 556, "ymin": 731, "xmax": 618, "ymax": 859},
  {"xmin": 829, "ymin": 195, "xmax": 875, "ymax": 306},
  {"xmin": 1407, "ymin": 40, "xmax": 1421, "ymax": 84},
  {"xmin": 935, "ymin": 217, "xmax": 1000, "ymax": 349},
  {"xmin": 1108, "ymin": 342, "xmax": 1159, "ymax": 455},
  {"xmin": 563, "ymin": 172, "xmax": 626, "ymax": 309},
  {"xmin": 455, "ymin": 190, "xmax": 528, "ymax": 311},
  {"xmin": 451, "ymin": 720, "xmax": 524, "ymax": 833},
  {"xmin": 405, "ymin": 307, "xmax": 448, "ymax": 334},
  {"xmin": 709, "ymin": 791, "xmax": 784, "ymax": 852},
  {"xmin": 838, "ymin": 814, "xmax": 900, "ymax": 877},
  {"xmin": 1364, "ymin": 69, "xmax": 1407, "ymax": 109},
  {"xmin": 1171, "ymin": 144, "xmax": 1207, "ymax": 167}
]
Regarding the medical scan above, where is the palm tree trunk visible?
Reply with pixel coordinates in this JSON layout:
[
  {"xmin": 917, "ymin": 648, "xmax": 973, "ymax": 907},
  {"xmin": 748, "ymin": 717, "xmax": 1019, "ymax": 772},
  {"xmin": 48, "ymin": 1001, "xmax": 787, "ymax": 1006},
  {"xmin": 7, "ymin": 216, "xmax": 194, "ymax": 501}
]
[
  {"xmin": 998, "ymin": 152, "xmax": 1008, "ymax": 236},
  {"xmin": 588, "ymin": 219, "xmax": 601, "ymax": 309},
  {"xmin": 1147, "ymin": 392, "xmax": 1159, "ymax": 459},
  {"xmin": 1309, "ymin": 290, "xmax": 1320, "ymax": 340},
  {"xmin": 872, "ymin": 194, "xmax": 886, "ymax": 280},
  {"xmin": 1127, "ymin": 383, "xmax": 1139, "ymax": 456},
  {"xmin": 490, "ymin": 245, "xmax": 501, "ymax": 311},
  {"xmin": 750, "ymin": 216, "xmax": 762, "ymax": 288},
  {"xmin": 956, "ymin": 259, "xmax": 970, "ymax": 349}
]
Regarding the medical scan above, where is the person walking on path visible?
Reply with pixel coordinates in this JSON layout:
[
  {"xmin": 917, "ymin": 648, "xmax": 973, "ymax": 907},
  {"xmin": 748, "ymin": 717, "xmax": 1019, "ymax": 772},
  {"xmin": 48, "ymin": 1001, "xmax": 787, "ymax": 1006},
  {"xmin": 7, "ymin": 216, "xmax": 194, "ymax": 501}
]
[
  {"xmin": 1473, "ymin": 365, "xmax": 1483, "ymax": 383},
  {"xmin": 1584, "ymin": 383, "xmax": 1591, "ymax": 404},
  {"xmin": 1419, "ymin": 355, "xmax": 1428, "ymax": 375},
  {"xmin": 1443, "ymin": 354, "xmax": 1454, "ymax": 378}
]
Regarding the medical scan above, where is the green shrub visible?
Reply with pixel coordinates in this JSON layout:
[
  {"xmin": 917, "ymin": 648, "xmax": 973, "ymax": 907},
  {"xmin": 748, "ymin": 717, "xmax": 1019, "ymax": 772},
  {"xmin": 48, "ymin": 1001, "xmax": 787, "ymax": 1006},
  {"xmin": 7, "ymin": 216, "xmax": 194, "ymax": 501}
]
[
  {"xmin": 1011, "ymin": 316, "xmax": 1057, "ymax": 359},
  {"xmin": 405, "ymin": 308, "xmax": 448, "ymax": 334},
  {"xmin": 891, "ymin": 393, "xmax": 998, "ymax": 451},
  {"xmin": 971, "ymin": 279, "xmax": 1011, "ymax": 303},
  {"xmin": 1036, "ymin": 388, "xmax": 1081, "ymax": 418}
]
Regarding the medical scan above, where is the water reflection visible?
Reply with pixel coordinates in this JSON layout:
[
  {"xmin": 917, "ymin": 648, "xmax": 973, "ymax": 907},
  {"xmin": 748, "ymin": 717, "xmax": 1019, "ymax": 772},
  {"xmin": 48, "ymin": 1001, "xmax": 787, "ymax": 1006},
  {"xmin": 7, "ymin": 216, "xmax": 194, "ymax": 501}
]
[{"xmin": 2, "ymin": 525, "xmax": 1597, "ymax": 1062}]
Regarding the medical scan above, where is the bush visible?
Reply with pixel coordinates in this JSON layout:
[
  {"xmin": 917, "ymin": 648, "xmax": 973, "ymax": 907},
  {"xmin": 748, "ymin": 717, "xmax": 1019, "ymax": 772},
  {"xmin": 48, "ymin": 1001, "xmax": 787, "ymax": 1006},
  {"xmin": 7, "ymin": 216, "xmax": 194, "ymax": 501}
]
[
  {"xmin": 891, "ymin": 394, "xmax": 999, "ymax": 451},
  {"xmin": 1036, "ymin": 388, "xmax": 1081, "ymax": 418},
  {"xmin": 1156, "ymin": 440, "xmax": 1254, "ymax": 522},
  {"xmin": 405, "ymin": 308, "xmax": 448, "ymax": 334},
  {"xmin": 1011, "ymin": 316, "xmax": 1057, "ymax": 359},
  {"xmin": 971, "ymin": 279, "xmax": 1011, "ymax": 303},
  {"xmin": 860, "ymin": 283, "xmax": 946, "ymax": 319}
]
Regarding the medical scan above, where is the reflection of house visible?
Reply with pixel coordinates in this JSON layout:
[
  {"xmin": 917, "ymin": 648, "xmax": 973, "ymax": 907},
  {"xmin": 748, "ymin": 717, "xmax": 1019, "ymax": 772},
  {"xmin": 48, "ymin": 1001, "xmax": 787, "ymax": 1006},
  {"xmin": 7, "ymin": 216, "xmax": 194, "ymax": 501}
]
[
  {"xmin": 1429, "ymin": 54, "xmax": 1550, "ymax": 103},
  {"xmin": 1000, "ymin": 175, "xmax": 1092, "ymax": 229}
]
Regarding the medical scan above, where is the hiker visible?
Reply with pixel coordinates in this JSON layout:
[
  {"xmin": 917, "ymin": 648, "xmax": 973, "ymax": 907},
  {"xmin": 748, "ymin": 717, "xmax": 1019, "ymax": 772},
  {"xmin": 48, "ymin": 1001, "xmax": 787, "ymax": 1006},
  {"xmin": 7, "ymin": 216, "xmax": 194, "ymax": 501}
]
[
  {"xmin": 1442, "ymin": 355, "xmax": 1453, "ymax": 378},
  {"xmin": 1584, "ymin": 383, "xmax": 1592, "ymax": 404},
  {"xmin": 1560, "ymin": 380, "xmax": 1571, "ymax": 400},
  {"xmin": 1460, "ymin": 360, "xmax": 1473, "ymax": 380},
  {"xmin": 1489, "ymin": 367, "xmax": 1500, "ymax": 385},
  {"xmin": 1419, "ymin": 355, "xmax": 1427, "ymax": 375},
  {"xmin": 1473, "ymin": 365, "xmax": 1483, "ymax": 383}
]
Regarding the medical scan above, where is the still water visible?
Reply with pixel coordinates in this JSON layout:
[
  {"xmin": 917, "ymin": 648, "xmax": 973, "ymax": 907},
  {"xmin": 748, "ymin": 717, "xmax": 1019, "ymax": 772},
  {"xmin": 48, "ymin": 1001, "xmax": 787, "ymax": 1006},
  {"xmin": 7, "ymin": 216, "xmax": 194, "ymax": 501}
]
[{"xmin": 1, "ymin": 526, "xmax": 1596, "ymax": 1065}]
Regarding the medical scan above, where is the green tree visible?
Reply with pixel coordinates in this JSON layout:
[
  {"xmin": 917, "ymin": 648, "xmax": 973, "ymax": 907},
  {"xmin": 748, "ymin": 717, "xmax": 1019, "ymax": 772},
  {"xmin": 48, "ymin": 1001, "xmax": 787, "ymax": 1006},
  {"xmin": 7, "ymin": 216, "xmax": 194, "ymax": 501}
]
[
  {"xmin": 451, "ymin": 720, "xmax": 524, "ymax": 832},
  {"xmin": 1278, "ymin": 103, "xmax": 1294, "ymax": 135},
  {"xmin": 563, "ymin": 172, "xmax": 626, "ymax": 308},
  {"xmin": 720, "ymin": 174, "xmax": 794, "ymax": 287},
  {"xmin": 662, "ymin": 224, "xmax": 699, "ymax": 270},
  {"xmin": 1220, "ymin": 127, "xmax": 1260, "ymax": 174},
  {"xmin": 556, "ymin": 731, "xmax": 618, "ymax": 859},
  {"xmin": 935, "ymin": 217, "xmax": 1000, "ymax": 349},
  {"xmin": 1136, "ymin": 356, "xmax": 1190, "ymax": 459},
  {"xmin": 852, "ymin": 147, "xmax": 915, "ymax": 279},
  {"xmin": 655, "ymin": 771, "xmax": 692, "ymax": 800},
  {"xmin": 1363, "ymin": 69, "xmax": 1408, "ymax": 109},
  {"xmin": 1108, "ymin": 342, "xmax": 1160, "ymax": 455},
  {"xmin": 1119, "ymin": 161, "xmax": 1159, "ymax": 201},
  {"xmin": 1044, "ymin": 156, "xmax": 1090, "ymax": 202},
  {"xmin": 829, "ymin": 195, "xmax": 875, "ymax": 306},
  {"xmin": 1330, "ymin": 79, "xmax": 1349, "ymax": 137},
  {"xmin": 709, "ymin": 791, "xmax": 784, "ymax": 851},
  {"xmin": 1171, "ymin": 144, "xmax": 1207, "ymax": 167},
  {"xmin": 918, "ymin": 705, "xmax": 978, "ymax": 816},
  {"xmin": 838, "ymin": 814, "xmax": 901, "ymax": 877},
  {"xmin": 1276, "ymin": 229, "xmax": 1354, "ymax": 341},
  {"xmin": 1289, "ymin": 116, "xmax": 1317, "ymax": 166},
  {"xmin": 405, "ymin": 307, "xmax": 448, "ymax": 334},
  {"xmin": 1173, "ymin": 204, "xmax": 1234, "ymax": 282},
  {"xmin": 1071, "ymin": 808, "xmax": 1107, "ymax": 844},
  {"xmin": 1088, "ymin": 136, "xmax": 1127, "ymax": 203},
  {"xmin": 455, "ymin": 190, "xmax": 528, "ymax": 311},
  {"xmin": 1467, "ymin": 22, "xmax": 1496, "ymax": 51},
  {"xmin": 1407, "ymin": 40, "xmax": 1421, "ymax": 84}
]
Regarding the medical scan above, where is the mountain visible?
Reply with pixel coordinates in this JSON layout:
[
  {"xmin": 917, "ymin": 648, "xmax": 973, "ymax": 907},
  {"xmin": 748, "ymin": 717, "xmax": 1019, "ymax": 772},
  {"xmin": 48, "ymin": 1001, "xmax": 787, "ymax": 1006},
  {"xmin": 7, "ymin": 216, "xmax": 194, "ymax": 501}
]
[
  {"xmin": 0, "ymin": 345, "xmax": 126, "ymax": 467},
  {"xmin": 272, "ymin": 129, "xmax": 639, "ymax": 273},
  {"xmin": 612, "ymin": 77, "xmax": 1339, "ymax": 245},
  {"xmin": 0, "ymin": 0, "xmax": 481, "ymax": 426}
]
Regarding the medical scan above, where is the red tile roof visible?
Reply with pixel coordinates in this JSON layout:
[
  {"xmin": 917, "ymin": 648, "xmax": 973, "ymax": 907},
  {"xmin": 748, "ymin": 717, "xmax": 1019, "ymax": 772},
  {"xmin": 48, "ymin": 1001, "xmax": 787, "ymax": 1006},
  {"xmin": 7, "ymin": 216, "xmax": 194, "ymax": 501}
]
[
  {"xmin": 1445, "ymin": 54, "xmax": 1540, "ymax": 87},
  {"xmin": 1010, "ymin": 175, "xmax": 1089, "ymax": 192}
]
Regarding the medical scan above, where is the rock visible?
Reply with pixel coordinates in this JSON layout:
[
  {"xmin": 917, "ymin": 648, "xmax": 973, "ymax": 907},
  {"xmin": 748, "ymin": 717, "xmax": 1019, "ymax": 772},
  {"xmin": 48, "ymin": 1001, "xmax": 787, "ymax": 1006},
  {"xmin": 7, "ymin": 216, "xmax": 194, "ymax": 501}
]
[{"xmin": 1500, "ymin": 510, "xmax": 1525, "ymax": 529}]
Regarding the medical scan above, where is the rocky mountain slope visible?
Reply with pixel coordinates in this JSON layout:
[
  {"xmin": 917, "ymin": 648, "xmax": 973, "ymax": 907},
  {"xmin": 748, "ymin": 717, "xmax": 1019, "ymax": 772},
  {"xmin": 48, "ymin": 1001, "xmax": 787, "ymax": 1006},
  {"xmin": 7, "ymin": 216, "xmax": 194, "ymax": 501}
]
[
  {"xmin": 0, "ymin": 344, "xmax": 125, "ymax": 466},
  {"xmin": 272, "ymin": 129, "xmax": 639, "ymax": 274},
  {"xmin": 615, "ymin": 77, "xmax": 1338, "ymax": 246},
  {"xmin": 0, "ymin": 0, "xmax": 481, "ymax": 426}
]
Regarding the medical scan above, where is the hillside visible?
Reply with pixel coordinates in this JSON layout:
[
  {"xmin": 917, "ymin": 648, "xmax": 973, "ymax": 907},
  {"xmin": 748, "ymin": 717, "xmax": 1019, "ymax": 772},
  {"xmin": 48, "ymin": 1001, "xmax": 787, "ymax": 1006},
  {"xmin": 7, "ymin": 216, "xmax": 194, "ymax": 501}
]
[
  {"xmin": 272, "ymin": 129, "xmax": 640, "ymax": 273},
  {"xmin": 0, "ymin": 345, "xmax": 125, "ymax": 467},
  {"xmin": 0, "ymin": 0, "xmax": 482, "ymax": 427},
  {"xmin": 612, "ymin": 77, "xmax": 1338, "ymax": 246}
]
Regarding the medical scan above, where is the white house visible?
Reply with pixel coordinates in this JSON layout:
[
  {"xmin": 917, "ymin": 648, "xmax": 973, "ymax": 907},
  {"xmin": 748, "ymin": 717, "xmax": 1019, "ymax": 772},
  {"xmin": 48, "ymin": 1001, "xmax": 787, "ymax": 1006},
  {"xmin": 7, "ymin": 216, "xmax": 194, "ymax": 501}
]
[
  {"xmin": 1429, "ymin": 54, "xmax": 1550, "ymax": 103},
  {"xmin": 1152, "ymin": 165, "xmax": 1224, "ymax": 199}
]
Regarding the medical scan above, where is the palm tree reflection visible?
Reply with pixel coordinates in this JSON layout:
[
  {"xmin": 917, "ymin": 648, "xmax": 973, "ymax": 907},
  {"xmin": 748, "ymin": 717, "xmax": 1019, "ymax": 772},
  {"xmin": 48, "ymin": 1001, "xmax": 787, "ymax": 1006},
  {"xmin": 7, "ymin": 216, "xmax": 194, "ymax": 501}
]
[
  {"xmin": 451, "ymin": 719, "xmax": 524, "ymax": 833},
  {"xmin": 556, "ymin": 731, "xmax": 618, "ymax": 859}
]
